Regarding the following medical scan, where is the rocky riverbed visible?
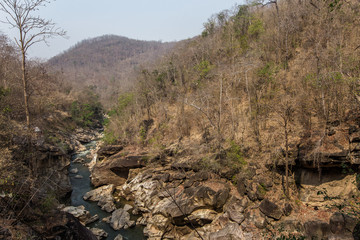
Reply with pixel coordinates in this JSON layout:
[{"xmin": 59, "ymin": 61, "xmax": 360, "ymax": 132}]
[
  {"xmin": 59, "ymin": 123, "xmax": 360, "ymax": 239},
  {"xmin": 51, "ymin": 130, "xmax": 143, "ymax": 240}
]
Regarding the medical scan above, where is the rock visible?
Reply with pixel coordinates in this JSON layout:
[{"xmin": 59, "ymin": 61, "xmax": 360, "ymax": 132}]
[
  {"xmin": 304, "ymin": 220, "xmax": 331, "ymax": 239},
  {"xmin": 259, "ymin": 199, "xmax": 283, "ymax": 220},
  {"xmin": 153, "ymin": 173, "xmax": 170, "ymax": 182},
  {"xmin": 91, "ymin": 153, "xmax": 147, "ymax": 187},
  {"xmin": 188, "ymin": 209, "xmax": 218, "ymax": 226},
  {"xmin": 50, "ymin": 212, "xmax": 98, "ymax": 240},
  {"xmin": 75, "ymin": 175, "xmax": 83, "ymax": 179},
  {"xmin": 123, "ymin": 204, "xmax": 133, "ymax": 212},
  {"xmin": 256, "ymin": 184, "xmax": 267, "ymax": 200},
  {"xmin": 98, "ymin": 145, "xmax": 124, "ymax": 160},
  {"xmin": 114, "ymin": 234, "xmax": 124, "ymax": 240},
  {"xmin": 87, "ymin": 154, "xmax": 98, "ymax": 171},
  {"xmin": 283, "ymin": 203, "xmax": 293, "ymax": 216},
  {"xmin": 169, "ymin": 172, "xmax": 186, "ymax": 181},
  {"xmin": 76, "ymin": 131, "xmax": 94, "ymax": 144},
  {"xmin": 84, "ymin": 214, "xmax": 99, "ymax": 225},
  {"xmin": 89, "ymin": 228, "xmax": 108, "ymax": 239},
  {"xmin": 343, "ymin": 213, "xmax": 359, "ymax": 232},
  {"xmin": 276, "ymin": 218, "xmax": 304, "ymax": 233},
  {"xmin": 61, "ymin": 206, "xmax": 95, "ymax": 225},
  {"xmin": 76, "ymin": 144, "xmax": 87, "ymax": 152},
  {"xmin": 244, "ymin": 208, "xmax": 267, "ymax": 229},
  {"xmin": 100, "ymin": 201, "xmax": 116, "ymax": 212},
  {"xmin": 70, "ymin": 168, "xmax": 79, "ymax": 174},
  {"xmin": 73, "ymin": 157, "xmax": 85, "ymax": 163},
  {"xmin": 330, "ymin": 212, "xmax": 345, "ymax": 234},
  {"xmin": 209, "ymin": 223, "xmax": 251, "ymax": 240},
  {"xmin": 214, "ymin": 187, "xmax": 230, "ymax": 210},
  {"xmin": 83, "ymin": 185, "xmax": 115, "ymax": 213},
  {"xmin": 34, "ymin": 142, "xmax": 72, "ymax": 198},
  {"xmin": 226, "ymin": 202, "xmax": 245, "ymax": 224},
  {"xmin": 147, "ymin": 214, "xmax": 170, "ymax": 231},
  {"xmin": 298, "ymin": 126, "xmax": 352, "ymax": 167},
  {"xmin": 62, "ymin": 205, "xmax": 88, "ymax": 218},
  {"xmin": 136, "ymin": 216, "xmax": 147, "ymax": 226},
  {"xmin": 236, "ymin": 180, "xmax": 246, "ymax": 196},
  {"xmin": 110, "ymin": 208, "xmax": 135, "ymax": 230},
  {"xmin": 102, "ymin": 216, "xmax": 111, "ymax": 223}
]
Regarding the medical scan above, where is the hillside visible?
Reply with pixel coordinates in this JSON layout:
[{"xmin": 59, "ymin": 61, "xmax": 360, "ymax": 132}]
[
  {"xmin": 2, "ymin": 0, "xmax": 360, "ymax": 239},
  {"xmin": 98, "ymin": 1, "xmax": 360, "ymax": 239},
  {"xmin": 48, "ymin": 35, "xmax": 175, "ymax": 107}
]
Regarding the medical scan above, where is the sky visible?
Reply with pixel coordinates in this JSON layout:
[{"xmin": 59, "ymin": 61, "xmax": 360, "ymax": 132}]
[{"xmin": 0, "ymin": 0, "xmax": 244, "ymax": 60}]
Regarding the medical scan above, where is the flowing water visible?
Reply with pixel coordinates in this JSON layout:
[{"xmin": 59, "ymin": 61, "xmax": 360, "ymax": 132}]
[{"xmin": 69, "ymin": 141, "xmax": 145, "ymax": 240}]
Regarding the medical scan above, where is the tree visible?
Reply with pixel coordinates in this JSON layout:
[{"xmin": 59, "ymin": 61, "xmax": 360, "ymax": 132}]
[{"xmin": 0, "ymin": 0, "xmax": 65, "ymax": 128}]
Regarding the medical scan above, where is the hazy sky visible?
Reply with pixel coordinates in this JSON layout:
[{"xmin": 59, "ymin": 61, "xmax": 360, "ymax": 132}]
[{"xmin": 0, "ymin": 0, "xmax": 244, "ymax": 60}]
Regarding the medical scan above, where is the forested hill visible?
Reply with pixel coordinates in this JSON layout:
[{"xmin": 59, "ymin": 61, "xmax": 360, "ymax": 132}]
[{"xmin": 48, "ymin": 35, "xmax": 175, "ymax": 107}]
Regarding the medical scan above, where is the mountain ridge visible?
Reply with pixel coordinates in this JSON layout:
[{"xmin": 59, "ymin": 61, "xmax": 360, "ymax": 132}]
[{"xmin": 48, "ymin": 34, "xmax": 176, "ymax": 107}]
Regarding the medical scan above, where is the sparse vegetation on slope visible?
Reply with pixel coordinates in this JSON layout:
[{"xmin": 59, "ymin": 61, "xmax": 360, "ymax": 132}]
[
  {"xmin": 49, "ymin": 35, "xmax": 175, "ymax": 107},
  {"xmin": 105, "ymin": 0, "xmax": 360, "ymax": 192}
]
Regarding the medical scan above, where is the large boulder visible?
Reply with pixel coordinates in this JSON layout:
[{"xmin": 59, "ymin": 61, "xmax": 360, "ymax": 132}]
[
  {"xmin": 208, "ymin": 223, "xmax": 251, "ymax": 240},
  {"xmin": 97, "ymin": 145, "xmax": 123, "ymax": 160},
  {"xmin": 110, "ymin": 208, "xmax": 135, "ymax": 230},
  {"xmin": 91, "ymin": 153, "xmax": 147, "ymax": 187},
  {"xmin": 259, "ymin": 199, "xmax": 283, "ymax": 220},
  {"xmin": 83, "ymin": 185, "xmax": 116, "ymax": 212},
  {"xmin": 35, "ymin": 143, "xmax": 72, "ymax": 198},
  {"xmin": 188, "ymin": 209, "xmax": 218, "ymax": 226},
  {"xmin": 304, "ymin": 220, "xmax": 332, "ymax": 239},
  {"xmin": 297, "ymin": 124, "xmax": 353, "ymax": 168},
  {"xmin": 89, "ymin": 228, "xmax": 108, "ymax": 240},
  {"xmin": 61, "ymin": 206, "xmax": 98, "ymax": 225}
]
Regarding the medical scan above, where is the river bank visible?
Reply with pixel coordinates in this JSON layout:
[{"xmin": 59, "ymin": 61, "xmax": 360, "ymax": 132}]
[{"xmin": 62, "ymin": 132, "xmax": 145, "ymax": 240}]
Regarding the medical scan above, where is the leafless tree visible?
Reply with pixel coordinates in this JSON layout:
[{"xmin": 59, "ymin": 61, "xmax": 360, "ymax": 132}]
[{"xmin": 0, "ymin": 0, "xmax": 66, "ymax": 128}]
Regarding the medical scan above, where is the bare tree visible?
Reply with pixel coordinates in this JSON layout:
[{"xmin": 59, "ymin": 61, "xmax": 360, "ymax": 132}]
[
  {"xmin": 0, "ymin": 0, "xmax": 66, "ymax": 128},
  {"xmin": 276, "ymin": 98, "xmax": 295, "ymax": 198}
]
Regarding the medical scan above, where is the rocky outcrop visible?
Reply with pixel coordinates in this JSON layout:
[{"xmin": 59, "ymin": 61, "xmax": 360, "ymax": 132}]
[
  {"xmin": 208, "ymin": 222, "xmax": 251, "ymax": 240},
  {"xmin": 259, "ymin": 198, "xmax": 283, "ymax": 220},
  {"xmin": 109, "ymin": 208, "xmax": 135, "ymax": 230},
  {"xmin": 35, "ymin": 143, "xmax": 72, "ymax": 198},
  {"xmin": 89, "ymin": 228, "xmax": 108, "ymax": 240},
  {"xmin": 116, "ymin": 167, "xmax": 237, "ymax": 239},
  {"xmin": 83, "ymin": 184, "xmax": 116, "ymax": 212},
  {"xmin": 97, "ymin": 145, "xmax": 124, "ymax": 160},
  {"xmin": 61, "ymin": 205, "xmax": 99, "ymax": 225},
  {"xmin": 89, "ymin": 123, "xmax": 360, "ymax": 240},
  {"xmin": 75, "ymin": 129, "xmax": 100, "ymax": 144},
  {"xmin": 91, "ymin": 153, "xmax": 146, "ymax": 187}
]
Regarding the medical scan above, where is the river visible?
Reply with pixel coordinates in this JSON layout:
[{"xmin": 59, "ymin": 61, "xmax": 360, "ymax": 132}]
[{"xmin": 68, "ymin": 141, "xmax": 146, "ymax": 240}]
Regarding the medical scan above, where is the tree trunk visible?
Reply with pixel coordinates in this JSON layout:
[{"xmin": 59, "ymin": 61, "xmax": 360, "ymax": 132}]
[
  {"xmin": 284, "ymin": 120, "xmax": 289, "ymax": 198},
  {"xmin": 21, "ymin": 50, "xmax": 30, "ymax": 128}
]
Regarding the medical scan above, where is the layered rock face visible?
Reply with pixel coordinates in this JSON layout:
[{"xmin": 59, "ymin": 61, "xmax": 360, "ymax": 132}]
[
  {"xmin": 91, "ymin": 151, "xmax": 146, "ymax": 187},
  {"xmin": 35, "ymin": 143, "xmax": 72, "ymax": 198},
  {"xmin": 86, "ymin": 121, "xmax": 360, "ymax": 239}
]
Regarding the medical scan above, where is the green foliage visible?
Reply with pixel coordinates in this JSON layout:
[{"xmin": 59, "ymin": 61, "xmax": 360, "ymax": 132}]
[
  {"xmin": 233, "ymin": 5, "xmax": 250, "ymax": 42},
  {"xmin": 202, "ymin": 19, "xmax": 216, "ymax": 37},
  {"xmin": 0, "ymin": 87, "xmax": 12, "ymax": 115},
  {"xmin": 117, "ymin": 92, "xmax": 134, "ymax": 115},
  {"xmin": 226, "ymin": 140, "xmax": 247, "ymax": 169},
  {"xmin": 247, "ymin": 17, "xmax": 264, "ymax": 38},
  {"xmin": 103, "ymin": 130, "xmax": 117, "ymax": 145},
  {"xmin": 139, "ymin": 126, "xmax": 147, "ymax": 145},
  {"xmin": 327, "ymin": 0, "xmax": 343, "ymax": 12},
  {"xmin": 70, "ymin": 88, "xmax": 103, "ymax": 127},
  {"xmin": 199, "ymin": 156, "xmax": 222, "ymax": 173},
  {"xmin": 257, "ymin": 62, "xmax": 279, "ymax": 84},
  {"xmin": 40, "ymin": 192, "xmax": 57, "ymax": 213},
  {"xmin": 194, "ymin": 60, "xmax": 214, "ymax": 81}
]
